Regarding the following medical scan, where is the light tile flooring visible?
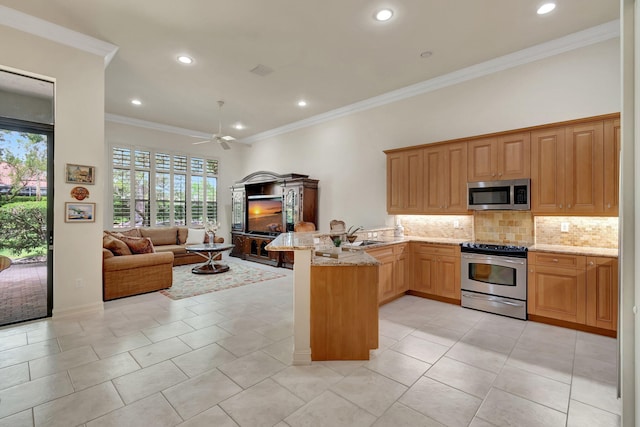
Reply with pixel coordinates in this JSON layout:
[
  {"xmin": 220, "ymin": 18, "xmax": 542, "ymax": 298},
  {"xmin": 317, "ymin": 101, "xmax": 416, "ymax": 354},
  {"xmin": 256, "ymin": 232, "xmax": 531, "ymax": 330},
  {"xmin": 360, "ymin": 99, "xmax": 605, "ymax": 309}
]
[{"xmin": 0, "ymin": 259, "xmax": 621, "ymax": 426}]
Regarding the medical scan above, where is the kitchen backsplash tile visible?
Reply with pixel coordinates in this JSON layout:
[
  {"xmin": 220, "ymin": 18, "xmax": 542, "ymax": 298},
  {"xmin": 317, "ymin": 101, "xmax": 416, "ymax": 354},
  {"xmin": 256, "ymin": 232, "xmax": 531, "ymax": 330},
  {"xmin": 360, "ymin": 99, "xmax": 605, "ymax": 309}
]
[
  {"xmin": 399, "ymin": 215, "xmax": 473, "ymax": 240},
  {"xmin": 535, "ymin": 216, "xmax": 619, "ymax": 248},
  {"xmin": 473, "ymin": 211, "xmax": 534, "ymax": 246},
  {"xmin": 397, "ymin": 213, "xmax": 618, "ymax": 249}
]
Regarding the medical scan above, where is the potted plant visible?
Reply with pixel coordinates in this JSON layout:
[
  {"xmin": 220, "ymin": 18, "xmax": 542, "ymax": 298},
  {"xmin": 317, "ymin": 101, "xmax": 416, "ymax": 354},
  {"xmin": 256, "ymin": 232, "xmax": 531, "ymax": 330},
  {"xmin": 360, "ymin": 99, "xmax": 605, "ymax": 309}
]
[{"xmin": 346, "ymin": 225, "xmax": 363, "ymax": 243}]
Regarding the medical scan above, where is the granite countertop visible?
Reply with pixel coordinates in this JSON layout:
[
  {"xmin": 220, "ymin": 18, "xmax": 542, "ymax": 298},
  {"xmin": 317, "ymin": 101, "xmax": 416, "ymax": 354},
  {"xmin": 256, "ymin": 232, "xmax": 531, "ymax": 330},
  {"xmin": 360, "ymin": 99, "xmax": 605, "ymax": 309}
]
[
  {"xmin": 312, "ymin": 251, "xmax": 380, "ymax": 266},
  {"xmin": 528, "ymin": 244, "xmax": 618, "ymax": 258}
]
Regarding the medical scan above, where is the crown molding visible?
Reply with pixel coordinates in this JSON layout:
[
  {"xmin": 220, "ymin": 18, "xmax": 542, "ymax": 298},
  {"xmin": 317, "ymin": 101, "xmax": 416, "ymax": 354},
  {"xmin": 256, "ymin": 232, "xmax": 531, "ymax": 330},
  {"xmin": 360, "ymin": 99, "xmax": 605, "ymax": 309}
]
[
  {"xmin": 0, "ymin": 6, "xmax": 119, "ymax": 67},
  {"xmin": 105, "ymin": 113, "xmax": 211, "ymax": 139},
  {"xmin": 242, "ymin": 19, "xmax": 620, "ymax": 144}
]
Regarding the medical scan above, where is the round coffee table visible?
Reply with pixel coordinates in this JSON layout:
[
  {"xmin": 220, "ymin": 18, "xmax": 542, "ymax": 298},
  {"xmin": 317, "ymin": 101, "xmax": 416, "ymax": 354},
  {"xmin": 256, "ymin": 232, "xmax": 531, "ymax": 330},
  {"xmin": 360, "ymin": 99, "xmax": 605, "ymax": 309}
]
[{"xmin": 186, "ymin": 243, "xmax": 235, "ymax": 274}]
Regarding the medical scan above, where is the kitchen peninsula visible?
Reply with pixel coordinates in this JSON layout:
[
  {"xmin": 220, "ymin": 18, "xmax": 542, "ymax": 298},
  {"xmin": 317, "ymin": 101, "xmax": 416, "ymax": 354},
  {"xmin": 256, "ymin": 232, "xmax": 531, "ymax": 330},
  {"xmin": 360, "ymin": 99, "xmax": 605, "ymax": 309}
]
[{"xmin": 266, "ymin": 232, "xmax": 380, "ymax": 363}]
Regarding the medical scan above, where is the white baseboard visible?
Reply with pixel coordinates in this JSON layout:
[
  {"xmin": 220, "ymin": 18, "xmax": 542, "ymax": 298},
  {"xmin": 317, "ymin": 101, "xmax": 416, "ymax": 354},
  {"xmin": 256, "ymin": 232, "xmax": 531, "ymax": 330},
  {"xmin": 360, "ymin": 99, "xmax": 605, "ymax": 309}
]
[{"xmin": 292, "ymin": 348, "xmax": 312, "ymax": 365}]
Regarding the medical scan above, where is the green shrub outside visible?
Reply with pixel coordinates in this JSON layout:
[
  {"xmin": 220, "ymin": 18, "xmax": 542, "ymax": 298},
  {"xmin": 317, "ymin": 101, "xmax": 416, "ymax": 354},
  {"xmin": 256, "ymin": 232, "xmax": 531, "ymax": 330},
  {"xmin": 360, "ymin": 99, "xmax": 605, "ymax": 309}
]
[{"xmin": 0, "ymin": 200, "xmax": 47, "ymax": 257}]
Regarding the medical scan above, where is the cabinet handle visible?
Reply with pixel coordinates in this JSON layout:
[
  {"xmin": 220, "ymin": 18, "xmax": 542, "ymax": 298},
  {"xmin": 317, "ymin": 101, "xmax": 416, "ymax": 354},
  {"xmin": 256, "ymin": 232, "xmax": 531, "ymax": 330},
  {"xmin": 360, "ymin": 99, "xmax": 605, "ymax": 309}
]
[
  {"xmin": 529, "ymin": 269, "xmax": 534, "ymax": 272},
  {"xmin": 589, "ymin": 261, "xmax": 595, "ymax": 266},
  {"xmin": 559, "ymin": 204, "xmax": 563, "ymax": 208},
  {"xmin": 498, "ymin": 172, "xmax": 502, "ymax": 177},
  {"xmin": 552, "ymin": 259, "xmax": 558, "ymax": 263},
  {"xmin": 607, "ymin": 203, "xmax": 611, "ymax": 209},
  {"xmin": 492, "ymin": 173, "xmax": 496, "ymax": 177},
  {"xmin": 568, "ymin": 204, "xmax": 571, "ymax": 209}
]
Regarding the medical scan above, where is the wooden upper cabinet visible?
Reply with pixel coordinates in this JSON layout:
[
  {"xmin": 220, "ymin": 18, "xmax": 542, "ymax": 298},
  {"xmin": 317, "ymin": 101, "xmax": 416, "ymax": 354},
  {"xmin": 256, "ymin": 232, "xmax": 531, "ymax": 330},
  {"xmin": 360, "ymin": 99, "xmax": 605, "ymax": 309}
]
[
  {"xmin": 603, "ymin": 119, "xmax": 621, "ymax": 215},
  {"xmin": 564, "ymin": 122, "xmax": 604, "ymax": 213},
  {"xmin": 531, "ymin": 127, "xmax": 565, "ymax": 213},
  {"xmin": 467, "ymin": 133, "xmax": 530, "ymax": 181},
  {"xmin": 387, "ymin": 149, "xmax": 423, "ymax": 214},
  {"xmin": 423, "ymin": 142, "xmax": 468, "ymax": 213},
  {"xmin": 532, "ymin": 121, "xmax": 606, "ymax": 215}
]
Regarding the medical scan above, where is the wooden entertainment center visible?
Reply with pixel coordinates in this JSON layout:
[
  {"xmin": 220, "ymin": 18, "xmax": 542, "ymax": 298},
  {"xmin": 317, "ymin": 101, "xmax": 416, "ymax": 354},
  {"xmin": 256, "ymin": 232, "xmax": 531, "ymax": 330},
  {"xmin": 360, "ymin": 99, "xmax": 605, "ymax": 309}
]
[{"xmin": 229, "ymin": 171, "xmax": 318, "ymax": 268}]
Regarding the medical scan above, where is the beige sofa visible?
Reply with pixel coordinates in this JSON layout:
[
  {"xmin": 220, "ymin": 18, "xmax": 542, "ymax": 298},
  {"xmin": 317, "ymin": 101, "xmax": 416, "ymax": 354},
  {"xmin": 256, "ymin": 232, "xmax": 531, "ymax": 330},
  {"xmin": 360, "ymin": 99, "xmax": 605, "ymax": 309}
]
[{"xmin": 102, "ymin": 226, "xmax": 224, "ymax": 300}]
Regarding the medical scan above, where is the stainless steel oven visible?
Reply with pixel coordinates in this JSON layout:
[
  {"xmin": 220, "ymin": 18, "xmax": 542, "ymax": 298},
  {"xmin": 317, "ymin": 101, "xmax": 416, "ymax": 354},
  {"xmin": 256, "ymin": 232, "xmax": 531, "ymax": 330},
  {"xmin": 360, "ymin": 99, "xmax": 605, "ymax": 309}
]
[{"xmin": 460, "ymin": 243, "xmax": 528, "ymax": 320}]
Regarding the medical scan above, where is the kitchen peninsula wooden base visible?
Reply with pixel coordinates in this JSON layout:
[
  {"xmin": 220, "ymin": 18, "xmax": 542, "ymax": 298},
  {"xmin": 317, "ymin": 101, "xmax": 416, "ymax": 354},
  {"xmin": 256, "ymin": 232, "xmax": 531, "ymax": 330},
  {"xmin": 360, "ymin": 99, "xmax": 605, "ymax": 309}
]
[{"xmin": 311, "ymin": 264, "xmax": 379, "ymax": 360}]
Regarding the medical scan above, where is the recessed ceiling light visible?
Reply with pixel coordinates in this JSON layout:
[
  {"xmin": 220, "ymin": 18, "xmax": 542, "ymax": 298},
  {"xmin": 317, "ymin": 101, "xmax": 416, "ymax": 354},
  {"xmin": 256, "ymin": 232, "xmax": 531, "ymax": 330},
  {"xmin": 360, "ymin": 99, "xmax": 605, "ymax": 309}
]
[
  {"xmin": 297, "ymin": 100, "xmax": 307, "ymax": 107},
  {"xmin": 131, "ymin": 99, "xmax": 142, "ymax": 106},
  {"xmin": 177, "ymin": 55, "xmax": 193, "ymax": 64},
  {"xmin": 420, "ymin": 50, "xmax": 433, "ymax": 58},
  {"xmin": 537, "ymin": 2, "xmax": 556, "ymax": 14},
  {"xmin": 233, "ymin": 123, "xmax": 245, "ymax": 130},
  {"xmin": 374, "ymin": 9, "xmax": 393, "ymax": 21}
]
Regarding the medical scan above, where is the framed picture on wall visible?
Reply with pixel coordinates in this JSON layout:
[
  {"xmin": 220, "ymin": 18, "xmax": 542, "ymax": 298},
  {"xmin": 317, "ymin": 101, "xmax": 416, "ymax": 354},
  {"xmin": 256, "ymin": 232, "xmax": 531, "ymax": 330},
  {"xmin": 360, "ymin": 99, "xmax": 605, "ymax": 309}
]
[
  {"xmin": 65, "ymin": 164, "xmax": 95, "ymax": 184},
  {"xmin": 65, "ymin": 202, "xmax": 95, "ymax": 223}
]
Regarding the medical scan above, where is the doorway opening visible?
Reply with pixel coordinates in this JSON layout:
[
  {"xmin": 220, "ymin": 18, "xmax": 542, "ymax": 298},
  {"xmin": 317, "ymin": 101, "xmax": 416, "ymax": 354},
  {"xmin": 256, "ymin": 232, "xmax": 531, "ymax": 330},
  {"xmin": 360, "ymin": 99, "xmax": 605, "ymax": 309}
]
[{"xmin": 0, "ymin": 122, "xmax": 53, "ymax": 326}]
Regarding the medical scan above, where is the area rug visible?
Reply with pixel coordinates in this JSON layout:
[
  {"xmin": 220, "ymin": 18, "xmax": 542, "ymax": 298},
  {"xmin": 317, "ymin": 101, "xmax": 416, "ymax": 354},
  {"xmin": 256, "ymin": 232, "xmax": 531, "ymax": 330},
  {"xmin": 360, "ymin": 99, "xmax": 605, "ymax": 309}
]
[{"xmin": 159, "ymin": 262, "xmax": 286, "ymax": 300}]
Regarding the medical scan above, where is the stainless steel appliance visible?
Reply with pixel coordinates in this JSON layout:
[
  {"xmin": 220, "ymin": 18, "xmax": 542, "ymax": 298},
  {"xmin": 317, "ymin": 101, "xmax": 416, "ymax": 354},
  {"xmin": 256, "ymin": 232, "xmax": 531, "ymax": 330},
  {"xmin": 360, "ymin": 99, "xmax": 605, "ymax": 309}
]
[
  {"xmin": 460, "ymin": 243, "xmax": 528, "ymax": 320},
  {"xmin": 467, "ymin": 178, "xmax": 530, "ymax": 210}
]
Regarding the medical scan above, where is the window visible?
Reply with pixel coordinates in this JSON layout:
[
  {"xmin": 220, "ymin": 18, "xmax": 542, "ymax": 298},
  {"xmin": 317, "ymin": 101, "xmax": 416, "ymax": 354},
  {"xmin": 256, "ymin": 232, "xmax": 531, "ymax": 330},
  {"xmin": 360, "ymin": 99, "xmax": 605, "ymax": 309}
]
[{"xmin": 111, "ymin": 146, "xmax": 218, "ymax": 228}]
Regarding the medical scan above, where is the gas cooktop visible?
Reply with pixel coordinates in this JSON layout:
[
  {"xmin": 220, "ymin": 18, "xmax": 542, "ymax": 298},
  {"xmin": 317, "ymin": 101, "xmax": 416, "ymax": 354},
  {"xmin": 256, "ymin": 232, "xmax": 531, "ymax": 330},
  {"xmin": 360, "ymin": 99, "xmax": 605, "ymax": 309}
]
[{"xmin": 460, "ymin": 242, "xmax": 528, "ymax": 257}]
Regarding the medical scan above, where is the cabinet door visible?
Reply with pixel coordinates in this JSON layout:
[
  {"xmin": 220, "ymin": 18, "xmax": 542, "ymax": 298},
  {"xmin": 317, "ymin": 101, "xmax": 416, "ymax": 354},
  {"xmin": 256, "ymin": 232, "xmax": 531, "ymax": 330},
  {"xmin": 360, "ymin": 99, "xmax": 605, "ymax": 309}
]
[
  {"xmin": 387, "ymin": 153, "xmax": 404, "ymax": 212},
  {"xmin": 603, "ymin": 119, "xmax": 620, "ymax": 215},
  {"xmin": 394, "ymin": 244, "xmax": 409, "ymax": 295},
  {"xmin": 367, "ymin": 247, "xmax": 396, "ymax": 302},
  {"xmin": 437, "ymin": 255, "xmax": 461, "ymax": 300},
  {"xmin": 412, "ymin": 252, "xmax": 437, "ymax": 294},
  {"xmin": 528, "ymin": 264, "xmax": 586, "ymax": 323},
  {"xmin": 564, "ymin": 122, "xmax": 604, "ymax": 213},
  {"xmin": 423, "ymin": 146, "xmax": 445, "ymax": 212},
  {"xmin": 467, "ymin": 137, "xmax": 497, "ymax": 182},
  {"xmin": 387, "ymin": 150, "xmax": 423, "ymax": 213},
  {"xmin": 497, "ymin": 133, "xmax": 530, "ymax": 180},
  {"xmin": 444, "ymin": 142, "xmax": 468, "ymax": 213},
  {"xmin": 531, "ymin": 128, "xmax": 565, "ymax": 213},
  {"xmin": 586, "ymin": 257, "xmax": 618, "ymax": 331}
]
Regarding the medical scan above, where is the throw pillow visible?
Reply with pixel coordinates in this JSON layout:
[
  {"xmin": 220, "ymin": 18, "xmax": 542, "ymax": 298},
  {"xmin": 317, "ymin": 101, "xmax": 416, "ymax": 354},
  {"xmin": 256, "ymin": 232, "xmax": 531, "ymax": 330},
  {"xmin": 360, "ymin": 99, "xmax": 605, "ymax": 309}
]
[
  {"xmin": 186, "ymin": 228, "xmax": 206, "ymax": 245},
  {"xmin": 102, "ymin": 234, "xmax": 132, "ymax": 256},
  {"xmin": 118, "ymin": 235, "xmax": 156, "ymax": 254}
]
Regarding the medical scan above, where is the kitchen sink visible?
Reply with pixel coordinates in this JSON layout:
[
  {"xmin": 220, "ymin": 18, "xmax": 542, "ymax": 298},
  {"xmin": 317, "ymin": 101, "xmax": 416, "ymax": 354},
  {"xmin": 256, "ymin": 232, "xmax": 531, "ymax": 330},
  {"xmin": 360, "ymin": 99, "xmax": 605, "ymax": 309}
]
[{"xmin": 358, "ymin": 240, "xmax": 384, "ymax": 246}]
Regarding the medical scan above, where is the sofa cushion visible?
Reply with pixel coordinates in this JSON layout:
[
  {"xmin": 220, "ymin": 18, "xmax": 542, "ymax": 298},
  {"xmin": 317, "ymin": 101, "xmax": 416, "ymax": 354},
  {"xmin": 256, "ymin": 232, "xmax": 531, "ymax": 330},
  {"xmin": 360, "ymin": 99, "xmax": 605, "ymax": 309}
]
[
  {"xmin": 117, "ymin": 235, "xmax": 156, "ymax": 254},
  {"xmin": 103, "ymin": 233, "xmax": 133, "ymax": 256},
  {"xmin": 186, "ymin": 228, "xmax": 206, "ymax": 245},
  {"xmin": 177, "ymin": 227, "xmax": 188, "ymax": 245},
  {"xmin": 140, "ymin": 227, "xmax": 178, "ymax": 245},
  {"xmin": 114, "ymin": 228, "xmax": 141, "ymax": 238},
  {"xmin": 103, "ymin": 251, "xmax": 174, "ymax": 272},
  {"xmin": 155, "ymin": 244, "xmax": 188, "ymax": 255}
]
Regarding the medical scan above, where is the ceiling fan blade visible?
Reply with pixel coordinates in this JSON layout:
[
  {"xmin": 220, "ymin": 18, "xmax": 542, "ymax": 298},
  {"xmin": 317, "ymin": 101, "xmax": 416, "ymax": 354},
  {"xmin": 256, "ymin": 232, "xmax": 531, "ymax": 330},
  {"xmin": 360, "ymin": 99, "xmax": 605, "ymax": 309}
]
[
  {"xmin": 192, "ymin": 140, "xmax": 212, "ymax": 145},
  {"xmin": 219, "ymin": 140, "xmax": 231, "ymax": 150},
  {"xmin": 221, "ymin": 135, "xmax": 235, "ymax": 141}
]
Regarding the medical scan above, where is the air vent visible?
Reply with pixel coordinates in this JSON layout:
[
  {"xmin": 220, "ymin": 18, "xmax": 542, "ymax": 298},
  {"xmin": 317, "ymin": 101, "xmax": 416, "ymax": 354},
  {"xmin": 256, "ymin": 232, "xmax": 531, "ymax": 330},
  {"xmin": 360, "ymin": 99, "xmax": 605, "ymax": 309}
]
[{"xmin": 249, "ymin": 64, "xmax": 274, "ymax": 77}]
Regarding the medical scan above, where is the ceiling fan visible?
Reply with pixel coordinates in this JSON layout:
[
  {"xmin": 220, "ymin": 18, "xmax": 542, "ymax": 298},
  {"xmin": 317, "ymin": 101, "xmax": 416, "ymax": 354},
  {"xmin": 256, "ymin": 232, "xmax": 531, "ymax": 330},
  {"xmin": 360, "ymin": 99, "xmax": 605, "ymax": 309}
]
[{"xmin": 192, "ymin": 100, "xmax": 235, "ymax": 150}]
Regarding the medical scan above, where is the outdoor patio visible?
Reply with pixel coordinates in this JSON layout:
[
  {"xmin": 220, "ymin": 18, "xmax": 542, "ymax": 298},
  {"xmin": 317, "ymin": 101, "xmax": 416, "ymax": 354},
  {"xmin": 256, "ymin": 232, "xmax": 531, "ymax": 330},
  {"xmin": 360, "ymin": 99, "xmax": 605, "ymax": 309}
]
[{"xmin": 0, "ymin": 261, "xmax": 47, "ymax": 326}]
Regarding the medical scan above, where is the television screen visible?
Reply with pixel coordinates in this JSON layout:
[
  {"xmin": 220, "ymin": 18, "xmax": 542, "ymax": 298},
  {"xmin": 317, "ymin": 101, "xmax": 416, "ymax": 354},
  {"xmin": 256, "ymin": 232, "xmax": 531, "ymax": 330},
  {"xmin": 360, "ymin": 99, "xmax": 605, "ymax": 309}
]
[{"xmin": 248, "ymin": 198, "xmax": 283, "ymax": 233}]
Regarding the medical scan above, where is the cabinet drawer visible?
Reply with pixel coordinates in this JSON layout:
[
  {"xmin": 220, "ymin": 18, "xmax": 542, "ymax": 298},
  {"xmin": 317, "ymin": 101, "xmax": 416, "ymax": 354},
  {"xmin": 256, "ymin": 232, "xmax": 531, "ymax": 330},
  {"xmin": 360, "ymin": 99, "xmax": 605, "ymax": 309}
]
[
  {"xmin": 366, "ymin": 246, "xmax": 395, "ymax": 260},
  {"xmin": 413, "ymin": 243, "xmax": 459, "ymax": 257},
  {"xmin": 529, "ymin": 252, "xmax": 586, "ymax": 269}
]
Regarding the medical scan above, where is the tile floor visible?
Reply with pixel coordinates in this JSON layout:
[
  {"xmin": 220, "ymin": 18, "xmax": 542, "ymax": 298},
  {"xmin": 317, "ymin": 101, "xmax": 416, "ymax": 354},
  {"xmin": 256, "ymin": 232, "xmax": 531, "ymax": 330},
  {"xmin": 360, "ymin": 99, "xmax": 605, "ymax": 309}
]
[{"xmin": 0, "ymin": 259, "xmax": 621, "ymax": 426}]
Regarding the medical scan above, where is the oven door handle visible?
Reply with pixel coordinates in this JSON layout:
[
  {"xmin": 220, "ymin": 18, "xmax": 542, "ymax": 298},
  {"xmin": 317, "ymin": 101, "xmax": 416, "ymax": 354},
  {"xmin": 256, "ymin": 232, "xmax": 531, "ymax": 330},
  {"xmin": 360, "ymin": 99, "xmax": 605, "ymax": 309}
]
[
  {"xmin": 462, "ymin": 293, "xmax": 525, "ymax": 307},
  {"xmin": 462, "ymin": 255, "xmax": 525, "ymax": 265}
]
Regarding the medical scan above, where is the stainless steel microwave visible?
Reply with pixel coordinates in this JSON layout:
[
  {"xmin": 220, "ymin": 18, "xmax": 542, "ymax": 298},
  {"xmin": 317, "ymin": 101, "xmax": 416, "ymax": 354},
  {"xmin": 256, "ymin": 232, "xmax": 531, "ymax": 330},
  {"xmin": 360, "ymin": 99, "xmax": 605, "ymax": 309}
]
[{"xmin": 467, "ymin": 179, "xmax": 530, "ymax": 210}]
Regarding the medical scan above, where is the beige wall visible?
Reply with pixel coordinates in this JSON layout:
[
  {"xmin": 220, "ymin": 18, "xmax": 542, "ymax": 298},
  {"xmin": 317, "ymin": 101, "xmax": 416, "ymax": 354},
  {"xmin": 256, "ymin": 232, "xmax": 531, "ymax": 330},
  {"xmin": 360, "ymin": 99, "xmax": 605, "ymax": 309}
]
[
  {"xmin": 240, "ymin": 39, "xmax": 620, "ymax": 232},
  {"xmin": 0, "ymin": 26, "xmax": 105, "ymax": 316}
]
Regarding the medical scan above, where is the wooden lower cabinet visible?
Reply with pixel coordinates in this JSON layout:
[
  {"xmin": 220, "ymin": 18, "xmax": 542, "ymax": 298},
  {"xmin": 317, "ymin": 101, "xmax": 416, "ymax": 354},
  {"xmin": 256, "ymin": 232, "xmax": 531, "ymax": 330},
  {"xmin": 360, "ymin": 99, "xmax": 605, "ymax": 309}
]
[
  {"xmin": 410, "ymin": 243, "xmax": 461, "ymax": 302},
  {"xmin": 366, "ymin": 243, "xmax": 408, "ymax": 304},
  {"xmin": 528, "ymin": 252, "xmax": 617, "ymax": 336},
  {"xmin": 310, "ymin": 264, "xmax": 378, "ymax": 360},
  {"xmin": 586, "ymin": 257, "xmax": 618, "ymax": 331}
]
